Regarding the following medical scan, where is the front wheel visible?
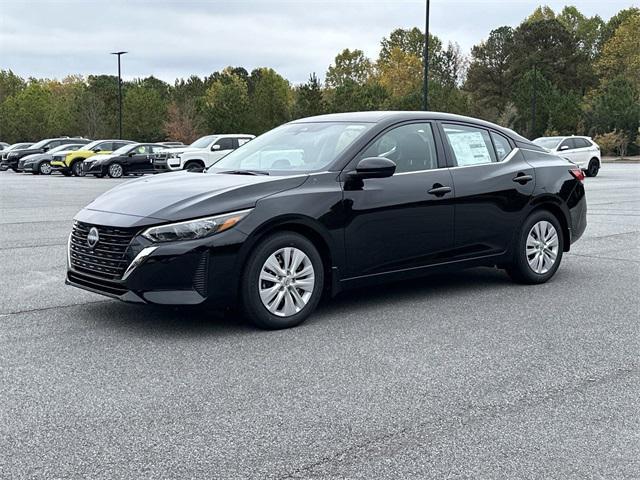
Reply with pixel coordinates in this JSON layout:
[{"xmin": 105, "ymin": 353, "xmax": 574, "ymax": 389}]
[
  {"xmin": 241, "ymin": 232, "xmax": 324, "ymax": 329},
  {"xmin": 108, "ymin": 163, "xmax": 124, "ymax": 178},
  {"xmin": 71, "ymin": 161, "xmax": 84, "ymax": 177},
  {"xmin": 586, "ymin": 158, "xmax": 599, "ymax": 177},
  {"xmin": 39, "ymin": 161, "xmax": 52, "ymax": 175},
  {"xmin": 506, "ymin": 210, "xmax": 564, "ymax": 284}
]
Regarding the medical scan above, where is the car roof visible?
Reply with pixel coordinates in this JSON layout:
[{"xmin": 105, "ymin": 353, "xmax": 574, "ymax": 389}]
[{"xmin": 292, "ymin": 111, "xmax": 533, "ymax": 143}]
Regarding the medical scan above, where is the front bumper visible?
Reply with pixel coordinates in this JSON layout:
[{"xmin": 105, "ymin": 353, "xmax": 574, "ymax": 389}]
[
  {"xmin": 18, "ymin": 161, "xmax": 36, "ymax": 172},
  {"xmin": 83, "ymin": 161, "xmax": 106, "ymax": 175},
  {"xmin": 1, "ymin": 158, "xmax": 18, "ymax": 169},
  {"xmin": 152, "ymin": 157, "xmax": 180, "ymax": 172},
  {"xmin": 66, "ymin": 221, "xmax": 248, "ymax": 306},
  {"xmin": 50, "ymin": 161, "xmax": 70, "ymax": 173}
]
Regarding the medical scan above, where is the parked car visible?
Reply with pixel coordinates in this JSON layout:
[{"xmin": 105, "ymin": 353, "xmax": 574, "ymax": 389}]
[
  {"xmin": 66, "ymin": 111, "xmax": 587, "ymax": 329},
  {"xmin": 18, "ymin": 144, "xmax": 86, "ymax": 174},
  {"xmin": 152, "ymin": 134, "xmax": 254, "ymax": 172},
  {"xmin": 50, "ymin": 139, "xmax": 134, "ymax": 176},
  {"xmin": 83, "ymin": 143, "xmax": 167, "ymax": 178},
  {"xmin": 533, "ymin": 136, "xmax": 601, "ymax": 177},
  {"xmin": 0, "ymin": 143, "xmax": 34, "ymax": 170},
  {"xmin": 0, "ymin": 142, "xmax": 10, "ymax": 150},
  {"xmin": 1, "ymin": 138, "xmax": 88, "ymax": 172}
]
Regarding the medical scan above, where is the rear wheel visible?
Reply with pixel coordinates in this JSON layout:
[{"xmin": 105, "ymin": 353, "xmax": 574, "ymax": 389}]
[
  {"xmin": 241, "ymin": 232, "xmax": 324, "ymax": 329},
  {"xmin": 108, "ymin": 163, "xmax": 124, "ymax": 178},
  {"xmin": 506, "ymin": 210, "xmax": 563, "ymax": 284},
  {"xmin": 586, "ymin": 158, "xmax": 599, "ymax": 177},
  {"xmin": 39, "ymin": 161, "xmax": 52, "ymax": 175}
]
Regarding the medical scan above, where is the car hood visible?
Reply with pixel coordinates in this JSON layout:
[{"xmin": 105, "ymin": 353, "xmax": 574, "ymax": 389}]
[
  {"xmin": 20, "ymin": 152, "xmax": 48, "ymax": 162},
  {"xmin": 86, "ymin": 154, "xmax": 113, "ymax": 163},
  {"xmin": 79, "ymin": 171, "xmax": 309, "ymax": 226},
  {"xmin": 8, "ymin": 147, "xmax": 42, "ymax": 157},
  {"xmin": 159, "ymin": 147, "xmax": 203, "ymax": 156}
]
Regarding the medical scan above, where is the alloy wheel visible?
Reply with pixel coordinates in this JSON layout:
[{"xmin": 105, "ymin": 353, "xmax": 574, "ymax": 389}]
[
  {"xmin": 73, "ymin": 162, "xmax": 84, "ymax": 176},
  {"xmin": 526, "ymin": 220, "xmax": 559, "ymax": 274},
  {"xmin": 258, "ymin": 247, "xmax": 315, "ymax": 317},
  {"xmin": 109, "ymin": 163, "xmax": 123, "ymax": 178},
  {"xmin": 39, "ymin": 161, "xmax": 52, "ymax": 175}
]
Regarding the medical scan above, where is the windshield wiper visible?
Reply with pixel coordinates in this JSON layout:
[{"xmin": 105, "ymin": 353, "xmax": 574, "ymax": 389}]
[{"xmin": 219, "ymin": 169, "xmax": 270, "ymax": 176}]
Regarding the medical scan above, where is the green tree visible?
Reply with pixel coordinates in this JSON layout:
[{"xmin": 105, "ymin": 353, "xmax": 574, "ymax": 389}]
[
  {"xmin": 596, "ymin": 13, "xmax": 640, "ymax": 89},
  {"xmin": 0, "ymin": 70, "xmax": 26, "ymax": 104},
  {"xmin": 293, "ymin": 73, "xmax": 325, "ymax": 118},
  {"xmin": 465, "ymin": 26, "xmax": 515, "ymax": 120},
  {"xmin": 204, "ymin": 69, "xmax": 250, "ymax": 133},
  {"xmin": 248, "ymin": 68, "xmax": 292, "ymax": 133},
  {"xmin": 556, "ymin": 6, "xmax": 604, "ymax": 59},
  {"xmin": 511, "ymin": 68, "xmax": 554, "ymax": 138},
  {"xmin": 123, "ymin": 85, "xmax": 168, "ymax": 141},
  {"xmin": 589, "ymin": 76, "xmax": 640, "ymax": 138},
  {"xmin": 326, "ymin": 49, "xmax": 373, "ymax": 88},
  {"xmin": 0, "ymin": 82, "xmax": 55, "ymax": 141}
]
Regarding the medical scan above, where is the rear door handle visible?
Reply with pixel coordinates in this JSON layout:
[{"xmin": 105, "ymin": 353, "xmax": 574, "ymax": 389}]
[
  {"xmin": 427, "ymin": 185, "xmax": 452, "ymax": 196},
  {"xmin": 513, "ymin": 174, "xmax": 533, "ymax": 184}
]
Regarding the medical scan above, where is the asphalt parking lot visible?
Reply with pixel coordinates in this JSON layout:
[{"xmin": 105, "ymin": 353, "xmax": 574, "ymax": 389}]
[{"xmin": 1, "ymin": 165, "xmax": 639, "ymax": 479}]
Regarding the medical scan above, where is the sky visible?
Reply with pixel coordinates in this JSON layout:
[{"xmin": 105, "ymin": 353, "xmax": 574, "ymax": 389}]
[{"xmin": 0, "ymin": 0, "xmax": 636, "ymax": 85}]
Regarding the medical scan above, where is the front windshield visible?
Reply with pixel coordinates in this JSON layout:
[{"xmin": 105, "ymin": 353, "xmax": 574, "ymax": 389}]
[
  {"xmin": 83, "ymin": 140, "xmax": 103, "ymax": 150},
  {"xmin": 49, "ymin": 144, "xmax": 81, "ymax": 153},
  {"xmin": 111, "ymin": 144, "xmax": 135, "ymax": 156},
  {"xmin": 533, "ymin": 137, "xmax": 563, "ymax": 149},
  {"xmin": 30, "ymin": 139, "xmax": 51, "ymax": 149},
  {"xmin": 211, "ymin": 122, "xmax": 372, "ymax": 174},
  {"xmin": 190, "ymin": 135, "xmax": 218, "ymax": 149},
  {"xmin": 9, "ymin": 143, "xmax": 32, "ymax": 150}
]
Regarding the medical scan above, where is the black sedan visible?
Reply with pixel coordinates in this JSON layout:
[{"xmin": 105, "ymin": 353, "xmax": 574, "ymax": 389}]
[
  {"xmin": 66, "ymin": 111, "xmax": 587, "ymax": 329},
  {"xmin": 83, "ymin": 143, "xmax": 166, "ymax": 178}
]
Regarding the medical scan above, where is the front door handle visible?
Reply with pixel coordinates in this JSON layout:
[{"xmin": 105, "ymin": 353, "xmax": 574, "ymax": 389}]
[
  {"xmin": 513, "ymin": 173, "xmax": 533, "ymax": 184},
  {"xmin": 427, "ymin": 184, "xmax": 452, "ymax": 197}
]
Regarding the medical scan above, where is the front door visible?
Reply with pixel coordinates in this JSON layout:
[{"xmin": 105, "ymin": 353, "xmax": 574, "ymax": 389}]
[{"xmin": 342, "ymin": 122, "xmax": 455, "ymax": 277}]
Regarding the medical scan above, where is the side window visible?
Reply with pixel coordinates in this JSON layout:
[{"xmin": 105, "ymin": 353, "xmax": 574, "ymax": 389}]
[
  {"xmin": 359, "ymin": 123, "xmax": 438, "ymax": 173},
  {"xmin": 238, "ymin": 137, "xmax": 252, "ymax": 146},
  {"xmin": 559, "ymin": 139, "xmax": 574, "ymax": 150},
  {"xmin": 98, "ymin": 142, "xmax": 112, "ymax": 151},
  {"xmin": 490, "ymin": 132, "xmax": 512, "ymax": 161},
  {"xmin": 442, "ymin": 124, "xmax": 497, "ymax": 166},
  {"xmin": 575, "ymin": 138, "xmax": 589, "ymax": 148},
  {"xmin": 214, "ymin": 138, "xmax": 235, "ymax": 150},
  {"xmin": 47, "ymin": 141, "xmax": 61, "ymax": 149},
  {"xmin": 114, "ymin": 142, "xmax": 130, "ymax": 150}
]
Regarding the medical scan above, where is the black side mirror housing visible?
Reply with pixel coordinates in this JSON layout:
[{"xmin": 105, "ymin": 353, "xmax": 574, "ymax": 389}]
[{"xmin": 353, "ymin": 157, "xmax": 396, "ymax": 179}]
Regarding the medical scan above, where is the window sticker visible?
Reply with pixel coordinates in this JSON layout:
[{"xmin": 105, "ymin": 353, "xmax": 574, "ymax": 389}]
[{"xmin": 448, "ymin": 131, "xmax": 492, "ymax": 166}]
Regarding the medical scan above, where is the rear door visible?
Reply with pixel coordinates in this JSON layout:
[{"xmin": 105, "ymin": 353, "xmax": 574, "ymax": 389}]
[
  {"xmin": 439, "ymin": 122, "xmax": 535, "ymax": 258},
  {"xmin": 342, "ymin": 122, "xmax": 455, "ymax": 277}
]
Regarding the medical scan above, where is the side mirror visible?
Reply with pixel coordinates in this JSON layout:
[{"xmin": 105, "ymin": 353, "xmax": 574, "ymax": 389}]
[
  {"xmin": 559, "ymin": 145, "xmax": 569, "ymax": 151},
  {"xmin": 93, "ymin": 148, "xmax": 101, "ymax": 153},
  {"xmin": 353, "ymin": 157, "xmax": 396, "ymax": 179},
  {"xmin": 211, "ymin": 144, "xmax": 221, "ymax": 151},
  {"xmin": 42, "ymin": 146, "xmax": 50, "ymax": 152},
  {"xmin": 128, "ymin": 152, "xmax": 136, "ymax": 157}
]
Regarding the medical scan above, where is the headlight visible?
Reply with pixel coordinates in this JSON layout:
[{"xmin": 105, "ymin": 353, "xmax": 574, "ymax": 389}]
[
  {"xmin": 141, "ymin": 209, "xmax": 251, "ymax": 243},
  {"xmin": 169, "ymin": 153, "xmax": 181, "ymax": 159}
]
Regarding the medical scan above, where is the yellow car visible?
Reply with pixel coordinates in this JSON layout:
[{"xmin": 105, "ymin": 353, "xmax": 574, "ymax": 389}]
[{"xmin": 51, "ymin": 139, "xmax": 134, "ymax": 176}]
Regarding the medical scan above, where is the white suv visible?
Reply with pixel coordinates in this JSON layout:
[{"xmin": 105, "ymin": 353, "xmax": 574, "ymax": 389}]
[
  {"xmin": 533, "ymin": 136, "xmax": 601, "ymax": 177},
  {"xmin": 153, "ymin": 134, "xmax": 254, "ymax": 172}
]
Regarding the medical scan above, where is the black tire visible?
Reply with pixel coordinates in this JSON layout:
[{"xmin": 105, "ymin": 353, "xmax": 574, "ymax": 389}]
[
  {"xmin": 241, "ymin": 232, "xmax": 324, "ymax": 329},
  {"xmin": 108, "ymin": 162, "xmax": 124, "ymax": 178},
  {"xmin": 184, "ymin": 160, "xmax": 204, "ymax": 172},
  {"xmin": 586, "ymin": 158, "xmax": 599, "ymax": 177},
  {"xmin": 71, "ymin": 161, "xmax": 84, "ymax": 177},
  {"xmin": 38, "ymin": 161, "xmax": 52, "ymax": 175},
  {"xmin": 506, "ymin": 210, "xmax": 564, "ymax": 284}
]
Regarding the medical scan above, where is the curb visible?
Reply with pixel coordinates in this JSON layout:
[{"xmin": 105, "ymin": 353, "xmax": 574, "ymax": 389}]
[{"xmin": 601, "ymin": 159, "xmax": 640, "ymax": 164}]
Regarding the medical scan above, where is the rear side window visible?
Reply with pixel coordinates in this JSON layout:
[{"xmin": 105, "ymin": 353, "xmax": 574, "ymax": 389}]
[
  {"xmin": 443, "ymin": 124, "xmax": 497, "ymax": 166},
  {"xmin": 574, "ymin": 138, "xmax": 590, "ymax": 148},
  {"xmin": 97, "ymin": 142, "xmax": 113, "ymax": 151},
  {"xmin": 490, "ymin": 132, "xmax": 512, "ymax": 161}
]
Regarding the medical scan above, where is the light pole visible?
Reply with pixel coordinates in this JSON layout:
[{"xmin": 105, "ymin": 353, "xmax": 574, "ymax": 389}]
[
  {"xmin": 422, "ymin": 0, "xmax": 430, "ymax": 111},
  {"xmin": 110, "ymin": 51, "xmax": 127, "ymax": 139}
]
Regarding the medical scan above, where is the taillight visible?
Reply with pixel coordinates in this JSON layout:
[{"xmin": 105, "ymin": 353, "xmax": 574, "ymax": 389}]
[{"xmin": 569, "ymin": 168, "xmax": 585, "ymax": 182}]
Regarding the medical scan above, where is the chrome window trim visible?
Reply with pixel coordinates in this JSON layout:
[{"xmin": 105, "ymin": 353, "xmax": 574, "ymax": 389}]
[{"xmin": 447, "ymin": 147, "xmax": 520, "ymax": 170}]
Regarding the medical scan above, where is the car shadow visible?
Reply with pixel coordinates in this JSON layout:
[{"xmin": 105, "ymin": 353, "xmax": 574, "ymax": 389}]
[{"xmin": 87, "ymin": 266, "xmax": 515, "ymax": 336}]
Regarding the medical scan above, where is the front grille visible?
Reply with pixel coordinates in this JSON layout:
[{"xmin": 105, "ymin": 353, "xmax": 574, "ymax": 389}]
[
  {"xmin": 69, "ymin": 222, "xmax": 138, "ymax": 280},
  {"xmin": 68, "ymin": 271, "xmax": 128, "ymax": 297}
]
